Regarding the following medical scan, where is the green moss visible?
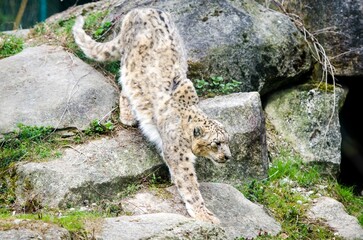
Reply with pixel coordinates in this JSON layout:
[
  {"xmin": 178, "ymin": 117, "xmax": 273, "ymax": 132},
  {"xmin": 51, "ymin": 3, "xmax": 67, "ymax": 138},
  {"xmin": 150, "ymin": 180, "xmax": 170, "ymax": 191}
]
[
  {"xmin": 297, "ymin": 81, "xmax": 336, "ymax": 93},
  {"xmin": 0, "ymin": 34, "xmax": 24, "ymax": 58},
  {"xmin": 187, "ymin": 61, "xmax": 207, "ymax": 80}
]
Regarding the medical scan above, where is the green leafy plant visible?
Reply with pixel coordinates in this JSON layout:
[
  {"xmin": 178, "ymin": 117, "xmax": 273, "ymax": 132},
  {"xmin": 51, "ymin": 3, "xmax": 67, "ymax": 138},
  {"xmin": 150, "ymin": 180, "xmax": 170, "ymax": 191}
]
[
  {"xmin": 93, "ymin": 21, "xmax": 112, "ymax": 39},
  {"xmin": 193, "ymin": 76, "xmax": 241, "ymax": 97},
  {"xmin": 0, "ymin": 34, "xmax": 24, "ymax": 58},
  {"xmin": 85, "ymin": 120, "xmax": 115, "ymax": 135}
]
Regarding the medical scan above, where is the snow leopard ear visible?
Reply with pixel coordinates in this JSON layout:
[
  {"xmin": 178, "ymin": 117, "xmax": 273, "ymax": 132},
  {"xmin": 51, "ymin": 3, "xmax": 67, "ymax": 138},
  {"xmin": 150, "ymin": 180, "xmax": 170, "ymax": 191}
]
[{"xmin": 193, "ymin": 127, "xmax": 203, "ymax": 137}]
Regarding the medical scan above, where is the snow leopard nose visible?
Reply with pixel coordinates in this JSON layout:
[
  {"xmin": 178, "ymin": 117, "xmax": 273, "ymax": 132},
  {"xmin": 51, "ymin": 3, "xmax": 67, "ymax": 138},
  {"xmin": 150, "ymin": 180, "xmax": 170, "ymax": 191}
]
[
  {"xmin": 223, "ymin": 146, "xmax": 232, "ymax": 161},
  {"xmin": 224, "ymin": 153, "xmax": 231, "ymax": 161}
]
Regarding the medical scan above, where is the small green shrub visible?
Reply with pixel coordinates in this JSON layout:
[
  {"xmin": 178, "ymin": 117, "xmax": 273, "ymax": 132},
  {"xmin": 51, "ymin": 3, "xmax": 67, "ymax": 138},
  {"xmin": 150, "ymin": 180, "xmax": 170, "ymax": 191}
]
[
  {"xmin": 193, "ymin": 76, "xmax": 241, "ymax": 97},
  {"xmin": 0, "ymin": 34, "xmax": 24, "ymax": 58}
]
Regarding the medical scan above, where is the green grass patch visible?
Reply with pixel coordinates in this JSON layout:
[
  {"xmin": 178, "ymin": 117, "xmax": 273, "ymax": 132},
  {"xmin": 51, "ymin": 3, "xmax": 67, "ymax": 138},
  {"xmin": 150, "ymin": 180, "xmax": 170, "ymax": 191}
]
[
  {"xmin": 0, "ymin": 121, "xmax": 117, "ymax": 212},
  {"xmin": 331, "ymin": 183, "xmax": 363, "ymax": 226},
  {"xmin": 0, "ymin": 33, "xmax": 24, "ymax": 58},
  {"xmin": 0, "ymin": 210, "xmax": 102, "ymax": 237},
  {"xmin": 239, "ymin": 151, "xmax": 362, "ymax": 239},
  {"xmin": 29, "ymin": 11, "xmax": 120, "ymax": 79},
  {"xmin": 0, "ymin": 124, "xmax": 56, "ymax": 169}
]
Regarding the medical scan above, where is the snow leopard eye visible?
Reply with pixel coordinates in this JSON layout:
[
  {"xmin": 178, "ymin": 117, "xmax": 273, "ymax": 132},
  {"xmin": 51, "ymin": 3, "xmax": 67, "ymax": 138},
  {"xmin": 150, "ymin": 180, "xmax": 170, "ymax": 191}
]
[
  {"xmin": 211, "ymin": 141, "xmax": 220, "ymax": 149},
  {"xmin": 193, "ymin": 127, "xmax": 202, "ymax": 137}
]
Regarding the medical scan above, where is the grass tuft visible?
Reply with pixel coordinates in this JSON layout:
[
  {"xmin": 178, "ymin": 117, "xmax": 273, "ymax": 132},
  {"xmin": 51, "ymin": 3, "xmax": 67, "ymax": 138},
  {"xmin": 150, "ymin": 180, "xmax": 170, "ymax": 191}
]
[
  {"xmin": 239, "ymin": 151, "xmax": 362, "ymax": 239},
  {"xmin": 0, "ymin": 33, "xmax": 24, "ymax": 59}
]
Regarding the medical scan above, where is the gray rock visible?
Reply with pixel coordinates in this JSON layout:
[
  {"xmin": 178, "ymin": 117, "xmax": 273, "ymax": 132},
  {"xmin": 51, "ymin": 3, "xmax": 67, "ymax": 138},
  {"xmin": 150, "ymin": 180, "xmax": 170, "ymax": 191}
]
[
  {"xmin": 111, "ymin": 0, "xmax": 312, "ymax": 95},
  {"xmin": 198, "ymin": 92, "xmax": 268, "ymax": 182},
  {"xmin": 48, "ymin": 0, "xmax": 312, "ymax": 95},
  {"xmin": 264, "ymin": 84, "xmax": 347, "ymax": 173},
  {"xmin": 260, "ymin": 0, "xmax": 363, "ymax": 76},
  {"xmin": 15, "ymin": 128, "xmax": 164, "ymax": 208},
  {"xmin": 2, "ymin": 29, "xmax": 30, "ymax": 39},
  {"xmin": 307, "ymin": 197, "xmax": 363, "ymax": 240},
  {"xmin": 0, "ymin": 45, "xmax": 118, "ymax": 134},
  {"xmin": 95, "ymin": 213, "xmax": 227, "ymax": 240},
  {"xmin": 15, "ymin": 93, "xmax": 268, "ymax": 208},
  {"xmin": 0, "ymin": 219, "xmax": 70, "ymax": 240},
  {"xmin": 122, "ymin": 183, "xmax": 281, "ymax": 239}
]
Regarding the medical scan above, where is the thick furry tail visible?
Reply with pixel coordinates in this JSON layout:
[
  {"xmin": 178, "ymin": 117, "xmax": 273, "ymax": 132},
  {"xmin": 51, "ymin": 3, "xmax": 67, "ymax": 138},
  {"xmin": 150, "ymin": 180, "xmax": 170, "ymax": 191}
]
[{"xmin": 72, "ymin": 16, "xmax": 121, "ymax": 62}]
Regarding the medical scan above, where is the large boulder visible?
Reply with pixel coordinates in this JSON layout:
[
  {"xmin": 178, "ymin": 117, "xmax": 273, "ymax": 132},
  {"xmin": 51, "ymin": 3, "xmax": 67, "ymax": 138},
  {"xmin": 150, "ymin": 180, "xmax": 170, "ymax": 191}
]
[
  {"xmin": 47, "ymin": 0, "xmax": 312, "ymax": 95},
  {"xmin": 0, "ymin": 45, "xmax": 118, "ymax": 134},
  {"xmin": 264, "ymin": 83, "xmax": 347, "ymax": 172},
  {"xmin": 15, "ymin": 93, "xmax": 268, "ymax": 208},
  {"xmin": 259, "ymin": 0, "xmax": 363, "ymax": 76}
]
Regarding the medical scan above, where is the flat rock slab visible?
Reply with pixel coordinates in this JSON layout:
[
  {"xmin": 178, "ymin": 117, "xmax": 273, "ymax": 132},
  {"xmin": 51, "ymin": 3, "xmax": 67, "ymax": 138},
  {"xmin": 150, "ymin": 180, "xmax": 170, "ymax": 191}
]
[
  {"xmin": 0, "ymin": 45, "xmax": 118, "ymax": 133},
  {"xmin": 15, "ymin": 128, "xmax": 164, "ymax": 208},
  {"xmin": 0, "ymin": 219, "xmax": 70, "ymax": 240},
  {"xmin": 96, "ymin": 213, "xmax": 227, "ymax": 240},
  {"xmin": 123, "ymin": 183, "xmax": 281, "ymax": 239},
  {"xmin": 307, "ymin": 197, "xmax": 363, "ymax": 240}
]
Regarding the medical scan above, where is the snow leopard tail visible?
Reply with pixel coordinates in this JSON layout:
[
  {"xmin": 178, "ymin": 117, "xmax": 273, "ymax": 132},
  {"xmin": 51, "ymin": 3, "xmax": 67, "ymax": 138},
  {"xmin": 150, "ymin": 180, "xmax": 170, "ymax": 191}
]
[{"xmin": 72, "ymin": 16, "xmax": 121, "ymax": 62}]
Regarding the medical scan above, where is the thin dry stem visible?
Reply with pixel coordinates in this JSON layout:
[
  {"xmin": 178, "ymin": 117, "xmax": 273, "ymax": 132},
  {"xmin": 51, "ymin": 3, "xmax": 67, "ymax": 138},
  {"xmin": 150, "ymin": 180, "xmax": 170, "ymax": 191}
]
[{"xmin": 271, "ymin": 0, "xmax": 338, "ymax": 158}]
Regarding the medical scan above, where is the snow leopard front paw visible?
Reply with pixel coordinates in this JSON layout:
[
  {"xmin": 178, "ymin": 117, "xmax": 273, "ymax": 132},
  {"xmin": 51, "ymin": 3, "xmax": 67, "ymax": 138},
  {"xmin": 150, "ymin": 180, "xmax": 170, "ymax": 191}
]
[{"xmin": 193, "ymin": 206, "xmax": 220, "ymax": 224}]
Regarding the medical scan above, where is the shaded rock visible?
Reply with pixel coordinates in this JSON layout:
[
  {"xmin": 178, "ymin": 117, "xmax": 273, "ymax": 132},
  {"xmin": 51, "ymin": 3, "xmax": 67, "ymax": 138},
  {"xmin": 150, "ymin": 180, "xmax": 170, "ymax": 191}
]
[
  {"xmin": 15, "ymin": 93, "xmax": 268, "ymax": 209},
  {"xmin": 123, "ymin": 183, "xmax": 281, "ymax": 239},
  {"xmin": 48, "ymin": 0, "xmax": 312, "ymax": 95},
  {"xmin": 15, "ymin": 128, "xmax": 164, "ymax": 209},
  {"xmin": 264, "ymin": 84, "xmax": 347, "ymax": 172},
  {"xmin": 0, "ymin": 219, "xmax": 70, "ymax": 240},
  {"xmin": 94, "ymin": 213, "xmax": 227, "ymax": 240},
  {"xmin": 307, "ymin": 197, "xmax": 363, "ymax": 240},
  {"xmin": 198, "ymin": 92, "xmax": 268, "ymax": 182},
  {"xmin": 260, "ymin": 0, "xmax": 363, "ymax": 76},
  {"xmin": 115, "ymin": 0, "xmax": 312, "ymax": 94},
  {"xmin": 0, "ymin": 45, "xmax": 118, "ymax": 134}
]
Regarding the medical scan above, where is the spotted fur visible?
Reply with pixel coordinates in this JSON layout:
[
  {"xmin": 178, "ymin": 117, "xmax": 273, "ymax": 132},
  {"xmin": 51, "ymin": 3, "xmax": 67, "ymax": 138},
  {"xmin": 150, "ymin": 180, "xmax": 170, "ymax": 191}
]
[{"xmin": 73, "ymin": 8, "xmax": 231, "ymax": 224}]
